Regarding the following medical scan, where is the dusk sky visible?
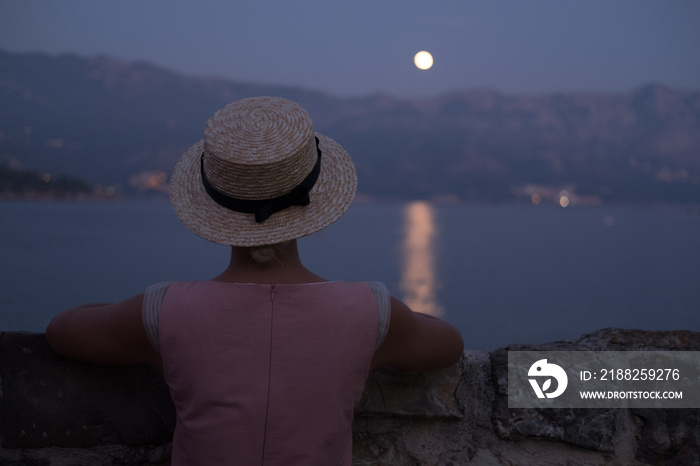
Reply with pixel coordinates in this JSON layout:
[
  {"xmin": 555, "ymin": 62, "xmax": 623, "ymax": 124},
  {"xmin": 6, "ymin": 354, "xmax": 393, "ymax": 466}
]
[{"xmin": 1, "ymin": 1, "xmax": 699, "ymax": 98}]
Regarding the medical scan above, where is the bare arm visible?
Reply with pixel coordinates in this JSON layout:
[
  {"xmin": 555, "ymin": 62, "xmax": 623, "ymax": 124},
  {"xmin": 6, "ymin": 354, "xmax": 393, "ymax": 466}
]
[
  {"xmin": 45, "ymin": 294, "xmax": 162, "ymax": 370},
  {"xmin": 371, "ymin": 296, "xmax": 464, "ymax": 371}
]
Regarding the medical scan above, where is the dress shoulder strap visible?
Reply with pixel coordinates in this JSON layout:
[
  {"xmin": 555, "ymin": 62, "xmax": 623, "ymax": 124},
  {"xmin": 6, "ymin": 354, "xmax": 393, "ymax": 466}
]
[
  {"xmin": 142, "ymin": 281, "xmax": 171, "ymax": 353},
  {"xmin": 142, "ymin": 280, "xmax": 390, "ymax": 352},
  {"xmin": 366, "ymin": 281, "xmax": 391, "ymax": 349}
]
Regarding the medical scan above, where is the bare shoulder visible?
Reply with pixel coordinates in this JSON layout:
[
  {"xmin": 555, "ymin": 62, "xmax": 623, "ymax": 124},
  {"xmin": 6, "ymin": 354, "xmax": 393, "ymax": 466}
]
[{"xmin": 371, "ymin": 296, "xmax": 464, "ymax": 371}]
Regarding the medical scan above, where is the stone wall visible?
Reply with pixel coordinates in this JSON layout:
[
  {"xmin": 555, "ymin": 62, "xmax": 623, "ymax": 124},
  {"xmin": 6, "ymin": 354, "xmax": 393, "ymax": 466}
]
[{"xmin": 1, "ymin": 328, "xmax": 698, "ymax": 465}]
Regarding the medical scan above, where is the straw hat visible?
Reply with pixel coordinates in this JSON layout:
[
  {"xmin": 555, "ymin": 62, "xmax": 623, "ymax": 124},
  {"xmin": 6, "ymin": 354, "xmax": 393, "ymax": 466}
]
[{"xmin": 169, "ymin": 96, "xmax": 357, "ymax": 246}]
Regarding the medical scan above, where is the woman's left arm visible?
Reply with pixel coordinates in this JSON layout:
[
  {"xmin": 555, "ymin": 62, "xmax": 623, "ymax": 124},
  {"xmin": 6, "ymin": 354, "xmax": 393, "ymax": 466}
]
[{"xmin": 45, "ymin": 294, "xmax": 162, "ymax": 370}]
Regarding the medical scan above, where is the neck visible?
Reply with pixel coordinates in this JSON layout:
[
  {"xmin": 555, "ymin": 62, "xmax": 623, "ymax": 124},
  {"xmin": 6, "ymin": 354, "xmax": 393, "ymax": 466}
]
[{"xmin": 213, "ymin": 240, "xmax": 326, "ymax": 284}]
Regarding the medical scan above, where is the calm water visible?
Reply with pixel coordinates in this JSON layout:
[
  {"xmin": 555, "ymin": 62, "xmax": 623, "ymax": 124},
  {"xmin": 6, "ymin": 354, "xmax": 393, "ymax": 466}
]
[{"xmin": 1, "ymin": 200, "xmax": 699, "ymax": 350}]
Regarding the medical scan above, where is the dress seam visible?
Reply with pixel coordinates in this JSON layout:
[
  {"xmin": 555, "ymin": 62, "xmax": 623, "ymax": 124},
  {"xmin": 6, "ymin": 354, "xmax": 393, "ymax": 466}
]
[{"xmin": 260, "ymin": 284, "xmax": 275, "ymax": 465}]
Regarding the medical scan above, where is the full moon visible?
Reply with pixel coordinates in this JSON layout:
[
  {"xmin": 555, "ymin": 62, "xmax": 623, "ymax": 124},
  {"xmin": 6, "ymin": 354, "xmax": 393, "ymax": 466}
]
[{"xmin": 414, "ymin": 51, "xmax": 433, "ymax": 70}]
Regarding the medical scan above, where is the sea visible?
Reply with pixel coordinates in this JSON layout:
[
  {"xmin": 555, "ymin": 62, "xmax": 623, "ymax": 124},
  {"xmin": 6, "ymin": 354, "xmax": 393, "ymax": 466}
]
[{"xmin": 1, "ymin": 200, "xmax": 699, "ymax": 351}]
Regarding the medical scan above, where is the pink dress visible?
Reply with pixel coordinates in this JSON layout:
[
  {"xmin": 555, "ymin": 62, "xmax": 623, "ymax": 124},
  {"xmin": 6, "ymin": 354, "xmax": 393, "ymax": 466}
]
[{"xmin": 143, "ymin": 280, "xmax": 389, "ymax": 465}]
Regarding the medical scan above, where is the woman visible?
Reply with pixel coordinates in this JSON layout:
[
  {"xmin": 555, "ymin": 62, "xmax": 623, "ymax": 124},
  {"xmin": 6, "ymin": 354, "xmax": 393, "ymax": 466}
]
[{"xmin": 46, "ymin": 96, "xmax": 464, "ymax": 465}]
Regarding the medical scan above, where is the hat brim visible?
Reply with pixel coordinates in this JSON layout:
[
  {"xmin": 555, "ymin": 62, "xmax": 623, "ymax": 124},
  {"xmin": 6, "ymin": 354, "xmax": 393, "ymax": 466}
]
[{"xmin": 169, "ymin": 133, "xmax": 357, "ymax": 246}]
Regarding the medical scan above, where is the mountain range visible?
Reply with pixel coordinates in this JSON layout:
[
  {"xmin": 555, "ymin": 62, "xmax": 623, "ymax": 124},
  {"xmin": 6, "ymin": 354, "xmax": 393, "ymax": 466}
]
[{"xmin": 1, "ymin": 49, "xmax": 699, "ymax": 203}]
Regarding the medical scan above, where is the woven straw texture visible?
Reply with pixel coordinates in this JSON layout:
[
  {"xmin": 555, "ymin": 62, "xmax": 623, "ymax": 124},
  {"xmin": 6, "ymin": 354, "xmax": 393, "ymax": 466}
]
[{"xmin": 169, "ymin": 97, "xmax": 357, "ymax": 246}]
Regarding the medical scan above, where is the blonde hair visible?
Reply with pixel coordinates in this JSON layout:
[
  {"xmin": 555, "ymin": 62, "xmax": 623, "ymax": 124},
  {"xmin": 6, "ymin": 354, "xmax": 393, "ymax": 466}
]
[{"xmin": 249, "ymin": 241, "xmax": 293, "ymax": 264}]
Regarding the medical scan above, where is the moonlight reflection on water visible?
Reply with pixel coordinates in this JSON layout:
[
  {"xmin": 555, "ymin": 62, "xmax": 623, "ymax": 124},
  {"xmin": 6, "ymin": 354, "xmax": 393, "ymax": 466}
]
[{"xmin": 400, "ymin": 201, "xmax": 443, "ymax": 316}]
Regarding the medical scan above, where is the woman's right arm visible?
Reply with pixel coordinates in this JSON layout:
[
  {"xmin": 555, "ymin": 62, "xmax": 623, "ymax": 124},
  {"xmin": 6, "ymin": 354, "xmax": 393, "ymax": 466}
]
[
  {"xmin": 45, "ymin": 295, "xmax": 162, "ymax": 370},
  {"xmin": 371, "ymin": 296, "xmax": 464, "ymax": 371}
]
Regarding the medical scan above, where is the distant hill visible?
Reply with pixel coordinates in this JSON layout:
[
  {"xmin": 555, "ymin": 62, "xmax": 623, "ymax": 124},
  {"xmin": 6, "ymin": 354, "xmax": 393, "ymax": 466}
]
[
  {"xmin": 1, "ymin": 49, "xmax": 699, "ymax": 203},
  {"xmin": 0, "ymin": 164, "xmax": 91, "ymax": 199}
]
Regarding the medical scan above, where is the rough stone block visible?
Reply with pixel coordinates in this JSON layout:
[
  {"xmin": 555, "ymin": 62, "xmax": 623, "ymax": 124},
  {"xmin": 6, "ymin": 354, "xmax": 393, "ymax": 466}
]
[
  {"xmin": 490, "ymin": 328, "xmax": 700, "ymax": 462},
  {"xmin": 0, "ymin": 332, "xmax": 174, "ymax": 449},
  {"xmin": 357, "ymin": 363, "xmax": 462, "ymax": 419}
]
